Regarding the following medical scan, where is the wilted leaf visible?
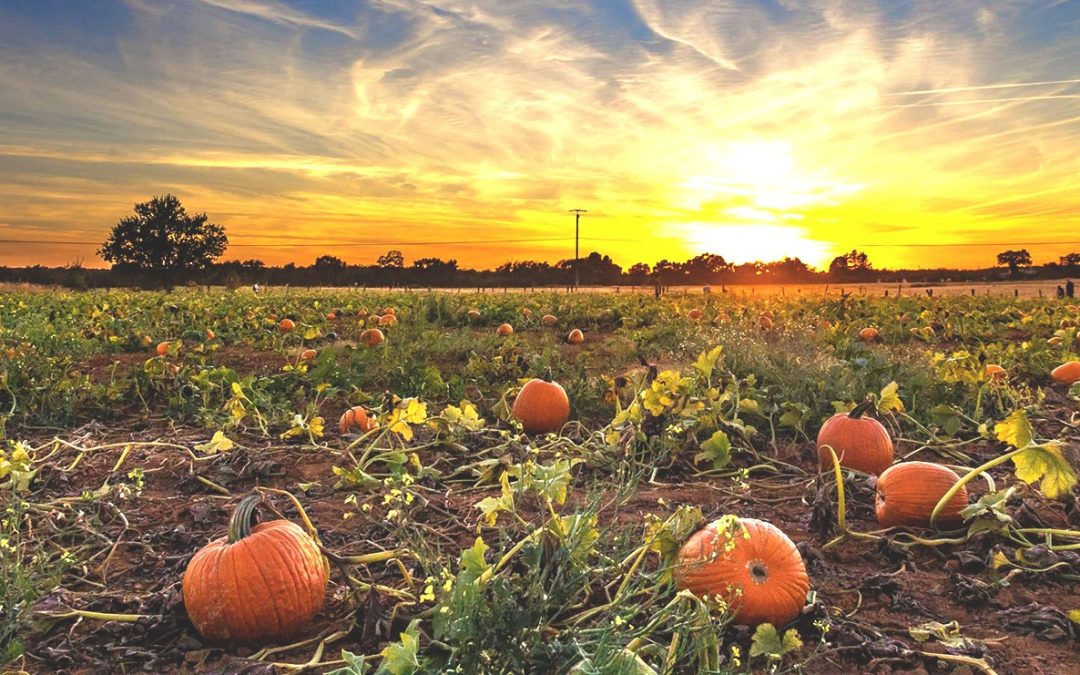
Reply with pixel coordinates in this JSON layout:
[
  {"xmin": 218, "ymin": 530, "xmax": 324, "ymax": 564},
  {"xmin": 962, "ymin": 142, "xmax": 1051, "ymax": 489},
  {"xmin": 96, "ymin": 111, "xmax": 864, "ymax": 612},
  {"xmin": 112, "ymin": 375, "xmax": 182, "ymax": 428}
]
[
  {"xmin": 995, "ymin": 409, "xmax": 1034, "ymax": 449},
  {"xmin": 194, "ymin": 431, "xmax": 234, "ymax": 455},
  {"xmin": 749, "ymin": 623, "xmax": 803, "ymax": 659},
  {"xmin": 694, "ymin": 430, "xmax": 732, "ymax": 470},
  {"xmin": 1012, "ymin": 442, "xmax": 1077, "ymax": 499}
]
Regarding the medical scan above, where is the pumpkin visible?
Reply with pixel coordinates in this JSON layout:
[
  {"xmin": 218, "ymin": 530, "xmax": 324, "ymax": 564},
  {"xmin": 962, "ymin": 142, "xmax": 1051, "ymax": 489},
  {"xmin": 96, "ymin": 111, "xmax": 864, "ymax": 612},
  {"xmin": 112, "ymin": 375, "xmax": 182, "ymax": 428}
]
[
  {"xmin": 1051, "ymin": 361, "xmax": 1080, "ymax": 385},
  {"xmin": 378, "ymin": 314, "xmax": 397, "ymax": 327},
  {"xmin": 758, "ymin": 316, "xmax": 774, "ymax": 330},
  {"xmin": 511, "ymin": 378, "xmax": 570, "ymax": 434},
  {"xmin": 339, "ymin": 406, "xmax": 377, "ymax": 434},
  {"xmin": 523, "ymin": 308, "xmax": 533, "ymax": 319},
  {"xmin": 467, "ymin": 309, "xmax": 481, "ymax": 320},
  {"xmin": 357, "ymin": 309, "xmax": 369, "ymax": 319},
  {"xmin": 985, "ymin": 364, "xmax": 1007, "ymax": 381},
  {"xmin": 859, "ymin": 326, "xmax": 879, "ymax": 342},
  {"xmin": 875, "ymin": 461, "xmax": 968, "ymax": 528},
  {"xmin": 279, "ymin": 318, "xmax": 295, "ymax": 333},
  {"xmin": 688, "ymin": 308, "xmax": 704, "ymax": 321},
  {"xmin": 676, "ymin": 517, "xmax": 808, "ymax": 627},
  {"xmin": 156, "ymin": 341, "xmax": 172, "ymax": 356},
  {"xmin": 567, "ymin": 329, "xmax": 584, "ymax": 344},
  {"xmin": 382, "ymin": 307, "xmax": 396, "ymax": 316},
  {"xmin": 816, "ymin": 400, "xmax": 893, "ymax": 475},
  {"xmin": 497, "ymin": 323, "xmax": 514, "ymax": 337},
  {"xmin": 205, "ymin": 329, "xmax": 215, "ymax": 341},
  {"xmin": 541, "ymin": 314, "xmax": 558, "ymax": 326},
  {"xmin": 325, "ymin": 312, "xmax": 337, "ymax": 321},
  {"xmin": 300, "ymin": 349, "xmax": 317, "ymax": 361},
  {"xmin": 182, "ymin": 495, "xmax": 328, "ymax": 643},
  {"xmin": 360, "ymin": 328, "xmax": 385, "ymax": 347}
]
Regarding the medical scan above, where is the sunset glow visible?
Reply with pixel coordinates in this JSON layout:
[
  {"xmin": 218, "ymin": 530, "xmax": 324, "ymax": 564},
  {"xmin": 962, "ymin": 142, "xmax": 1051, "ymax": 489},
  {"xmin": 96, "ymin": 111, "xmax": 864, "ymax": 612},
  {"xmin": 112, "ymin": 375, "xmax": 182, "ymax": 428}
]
[{"xmin": 1, "ymin": 1, "xmax": 1079, "ymax": 269}]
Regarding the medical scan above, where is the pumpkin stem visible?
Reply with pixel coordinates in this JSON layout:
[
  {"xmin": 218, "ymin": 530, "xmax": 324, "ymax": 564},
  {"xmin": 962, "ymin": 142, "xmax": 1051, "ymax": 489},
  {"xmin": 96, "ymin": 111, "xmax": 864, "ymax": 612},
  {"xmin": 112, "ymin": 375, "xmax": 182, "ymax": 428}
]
[
  {"xmin": 543, "ymin": 367, "xmax": 554, "ymax": 382},
  {"xmin": 848, "ymin": 398, "xmax": 876, "ymax": 420},
  {"xmin": 227, "ymin": 494, "xmax": 262, "ymax": 544}
]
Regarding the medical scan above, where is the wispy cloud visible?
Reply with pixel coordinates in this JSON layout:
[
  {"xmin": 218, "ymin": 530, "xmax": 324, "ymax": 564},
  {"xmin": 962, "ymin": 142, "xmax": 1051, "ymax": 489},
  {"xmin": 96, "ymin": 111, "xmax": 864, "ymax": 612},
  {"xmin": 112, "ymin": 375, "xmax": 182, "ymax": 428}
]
[{"xmin": 0, "ymin": 0, "xmax": 1078, "ymax": 269}]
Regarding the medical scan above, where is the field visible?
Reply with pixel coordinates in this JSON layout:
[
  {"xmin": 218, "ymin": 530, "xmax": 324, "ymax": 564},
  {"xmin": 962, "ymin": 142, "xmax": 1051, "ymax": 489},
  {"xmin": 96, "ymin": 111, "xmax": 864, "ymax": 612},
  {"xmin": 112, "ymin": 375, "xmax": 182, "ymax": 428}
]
[{"xmin": 0, "ymin": 286, "xmax": 1078, "ymax": 674}]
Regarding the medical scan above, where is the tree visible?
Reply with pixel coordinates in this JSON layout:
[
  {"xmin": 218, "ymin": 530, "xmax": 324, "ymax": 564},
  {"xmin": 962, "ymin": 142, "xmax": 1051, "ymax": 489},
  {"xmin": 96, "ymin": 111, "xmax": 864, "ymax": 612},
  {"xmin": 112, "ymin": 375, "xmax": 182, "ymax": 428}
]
[
  {"xmin": 996, "ymin": 249, "xmax": 1032, "ymax": 277},
  {"xmin": 627, "ymin": 262, "xmax": 651, "ymax": 285},
  {"xmin": 1060, "ymin": 253, "xmax": 1080, "ymax": 268},
  {"xmin": 314, "ymin": 255, "xmax": 346, "ymax": 269},
  {"xmin": 377, "ymin": 250, "xmax": 405, "ymax": 268},
  {"xmin": 829, "ymin": 250, "xmax": 871, "ymax": 277},
  {"xmin": 98, "ymin": 194, "xmax": 227, "ymax": 287}
]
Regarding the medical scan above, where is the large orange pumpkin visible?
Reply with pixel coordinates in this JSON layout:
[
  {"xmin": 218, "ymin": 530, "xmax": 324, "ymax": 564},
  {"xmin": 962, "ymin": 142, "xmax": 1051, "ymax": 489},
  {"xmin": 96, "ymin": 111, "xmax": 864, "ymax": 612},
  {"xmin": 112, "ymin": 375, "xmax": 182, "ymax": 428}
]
[
  {"xmin": 567, "ymin": 329, "xmax": 584, "ymax": 344},
  {"xmin": 688, "ymin": 308, "xmax": 704, "ymax": 321},
  {"xmin": 541, "ymin": 314, "xmax": 558, "ymax": 326},
  {"xmin": 875, "ymin": 461, "xmax": 968, "ymax": 529},
  {"xmin": 758, "ymin": 315, "xmax": 774, "ymax": 330},
  {"xmin": 182, "ymin": 495, "xmax": 328, "ymax": 644},
  {"xmin": 467, "ymin": 309, "xmax": 481, "ymax": 320},
  {"xmin": 339, "ymin": 406, "xmax": 377, "ymax": 434},
  {"xmin": 378, "ymin": 314, "xmax": 397, "ymax": 327},
  {"xmin": 382, "ymin": 307, "xmax": 396, "ymax": 316},
  {"xmin": 300, "ymin": 349, "xmax": 317, "ymax": 362},
  {"xmin": 496, "ymin": 323, "xmax": 514, "ymax": 337},
  {"xmin": 278, "ymin": 318, "xmax": 295, "ymax": 333},
  {"xmin": 156, "ymin": 341, "xmax": 173, "ymax": 356},
  {"xmin": 676, "ymin": 517, "xmax": 809, "ymax": 627},
  {"xmin": 859, "ymin": 326, "xmax": 880, "ymax": 342},
  {"xmin": 816, "ymin": 401, "xmax": 893, "ymax": 475},
  {"xmin": 511, "ymin": 378, "xmax": 570, "ymax": 434},
  {"xmin": 1051, "ymin": 361, "xmax": 1080, "ymax": 385},
  {"xmin": 360, "ymin": 328, "xmax": 385, "ymax": 347}
]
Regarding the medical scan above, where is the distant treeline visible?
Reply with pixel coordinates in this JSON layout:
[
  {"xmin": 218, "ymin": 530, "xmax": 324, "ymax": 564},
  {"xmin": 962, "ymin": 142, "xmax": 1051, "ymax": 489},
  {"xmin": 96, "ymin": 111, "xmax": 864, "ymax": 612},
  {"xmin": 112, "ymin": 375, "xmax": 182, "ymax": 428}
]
[{"xmin": 2, "ymin": 249, "xmax": 1078, "ymax": 289}]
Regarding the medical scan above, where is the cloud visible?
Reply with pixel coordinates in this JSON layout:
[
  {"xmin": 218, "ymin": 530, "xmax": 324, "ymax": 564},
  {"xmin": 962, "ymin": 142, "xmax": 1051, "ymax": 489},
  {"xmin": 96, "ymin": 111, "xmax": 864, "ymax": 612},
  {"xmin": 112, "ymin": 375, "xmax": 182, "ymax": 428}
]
[{"xmin": 0, "ymin": 0, "xmax": 1078, "ymax": 269}]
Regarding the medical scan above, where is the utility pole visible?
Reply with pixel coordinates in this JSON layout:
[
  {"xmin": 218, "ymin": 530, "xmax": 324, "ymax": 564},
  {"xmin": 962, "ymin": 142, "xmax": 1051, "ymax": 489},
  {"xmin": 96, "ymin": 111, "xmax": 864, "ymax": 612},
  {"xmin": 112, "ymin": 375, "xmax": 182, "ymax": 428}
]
[{"xmin": 569, "ymin": 209, "xmax": 587, "ymax": 291}]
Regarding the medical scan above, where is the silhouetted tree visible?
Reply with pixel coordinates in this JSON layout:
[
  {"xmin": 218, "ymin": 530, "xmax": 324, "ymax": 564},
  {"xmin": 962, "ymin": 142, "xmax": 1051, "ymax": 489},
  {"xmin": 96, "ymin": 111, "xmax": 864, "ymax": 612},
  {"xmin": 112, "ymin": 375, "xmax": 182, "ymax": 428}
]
[
  {"xmin": 996, "ymin": 249, "xmax": 1032, "ymax": 278},
  {"xmin": 314, "ymin": 255, "xmax": 346, "ymax": 269},
  {"xmin": 377, "ymin": 250, "xmax": 405, "ymax": 268},
  {"xmin": 98, "ymin": 194, "xmax": 227, "ymax": 288},
  {"xmin": 1059, "ymin": 253, "xmax": 1080, "ymax": 268},
  {"xmin": 628, "ymin": 262, "xmax": 651, "ymax": 285}
]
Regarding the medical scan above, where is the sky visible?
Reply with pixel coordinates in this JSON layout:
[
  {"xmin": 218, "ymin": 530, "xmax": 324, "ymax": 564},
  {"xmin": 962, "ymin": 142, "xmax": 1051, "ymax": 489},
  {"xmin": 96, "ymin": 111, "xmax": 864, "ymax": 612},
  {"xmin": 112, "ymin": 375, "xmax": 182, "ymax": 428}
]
[{"xmin": 1, "ymin": 0, "xmax": 1079, "ymax": 271}]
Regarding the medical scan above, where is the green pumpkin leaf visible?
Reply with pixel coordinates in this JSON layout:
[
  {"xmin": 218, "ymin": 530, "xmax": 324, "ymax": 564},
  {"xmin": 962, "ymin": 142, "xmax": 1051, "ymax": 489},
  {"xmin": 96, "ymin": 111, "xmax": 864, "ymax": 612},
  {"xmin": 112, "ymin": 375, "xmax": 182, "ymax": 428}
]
[
  {"xmin": 749, "ymin": 623, "xmax": 803, "ymax": 659},
  {"xmin": 377, "ymin": 619, "xmax": 421, "ymax": 675},
  {"xmin": 694, "ymin": 430, "xmax": 731, "ymax": 470}
]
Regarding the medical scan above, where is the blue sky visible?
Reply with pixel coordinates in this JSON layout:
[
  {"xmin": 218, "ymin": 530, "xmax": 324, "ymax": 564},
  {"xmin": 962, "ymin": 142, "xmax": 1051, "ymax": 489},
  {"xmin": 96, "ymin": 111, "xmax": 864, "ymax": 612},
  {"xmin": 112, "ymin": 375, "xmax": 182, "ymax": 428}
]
[{"xmin": 1, "ymin": 0, "xmax": 1079, "ymax": 268}]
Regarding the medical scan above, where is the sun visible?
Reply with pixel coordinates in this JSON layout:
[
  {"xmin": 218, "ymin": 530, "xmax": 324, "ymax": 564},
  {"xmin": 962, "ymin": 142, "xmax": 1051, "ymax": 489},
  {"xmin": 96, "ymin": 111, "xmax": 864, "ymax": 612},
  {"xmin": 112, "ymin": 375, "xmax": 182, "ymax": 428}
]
[{"xmin": 670, "ymin": 139, "xmax": 861, "ymax": 267}]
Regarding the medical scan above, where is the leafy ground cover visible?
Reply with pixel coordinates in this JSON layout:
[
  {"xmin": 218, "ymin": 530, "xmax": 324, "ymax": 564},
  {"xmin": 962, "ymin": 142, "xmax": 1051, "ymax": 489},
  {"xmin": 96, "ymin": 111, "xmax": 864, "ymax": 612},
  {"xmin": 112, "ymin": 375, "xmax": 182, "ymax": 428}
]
[{"xmin": 0, "ymin": 287, "xmax": 1078, "ymax": 673}]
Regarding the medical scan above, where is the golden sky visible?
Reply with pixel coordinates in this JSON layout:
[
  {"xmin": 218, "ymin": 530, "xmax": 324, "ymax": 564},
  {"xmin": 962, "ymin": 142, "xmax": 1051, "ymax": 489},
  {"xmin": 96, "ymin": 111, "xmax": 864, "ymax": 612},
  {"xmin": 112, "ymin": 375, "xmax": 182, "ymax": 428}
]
[{"xmin": 1, "ymin": 0, "xmax": 1079, "ymax": 270}]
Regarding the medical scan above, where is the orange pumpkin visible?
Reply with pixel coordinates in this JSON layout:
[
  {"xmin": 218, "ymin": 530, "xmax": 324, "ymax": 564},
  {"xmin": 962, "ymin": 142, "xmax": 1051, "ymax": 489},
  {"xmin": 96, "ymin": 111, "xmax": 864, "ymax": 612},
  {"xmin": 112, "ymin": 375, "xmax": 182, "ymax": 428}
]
[
  {"xmin": 816, "ymin": 401, "xmax": 894, "ymax": 475},
  {"xmin": 339, "ymin": 406, "xmax": 377, "ymax": 434},
  {"xmin": 467, "ymin": 309, "xmax": 481, "ymax": 320},
  {"xmin": 875, "ymin": 461, "xmax": 968, "ymax": 529},
  {"xmin": 325, "ymin": 312, "xmax": 337, "ymax": 321},
  {"xmin": 1051, "ymin": 361, "xmax": 1080, "ymax": 385},
  {"xmin": 360, "ymin": 328, "xmax": 385, "ymax": 347},
  {"xmin": 523, "ymin": 308, "xmax": 533, "ymax": 319},
  {"xmin": 567, "ymin": 329, "xmax": 584, "ymax": 344},
  {"xmin": 205, "ymin": 329, "xmax": 215, "ymax": 341},
  {"xmin": 156, "ymin": 341, "xmax": 172, "ymax": 356},
  {"xmin": 511, "ymin": 378, "xmax": 570, "ymax": 434},
  {"xmin": 300, "ymin": 349, "xmax": 317, "ymax": 361},
  {"xmin": 758, "ymin": 316, "xmax": 774, "ymax": 330},
  {"xmin": 182, "ymin": 495, "xmax": 328, "ymax": 644},
  {"xmin": 378, "ymin": 314, "xmax": 397, "ymax": 327},
  {"xmin": 688, "ymin": 308, "xmax": 704, "ymax": 321},
  {"xmin": 496, "ymin": 323, "xmax": 514, "ymax": 337},
  {"xmin": 676, "ymin": 517, "xmax": 809, "ymax": 627},
  {"xmin": 382, "ymin": 307, "xmax": 396, "ymax": 316},
  {"xmin": 279, "ymin": 318, "xmax": 295, "ymax": 333},
  {"xmin": 859, "ymin": 326, "xmax": 880, "ymax": 342},
  {"xmin": 541, "ymin": 314, "xmax": 558, "ymax": 326},
  {"xmin": 985, "ymin": 364, "xmax": 1007, "ymax": 381}
]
